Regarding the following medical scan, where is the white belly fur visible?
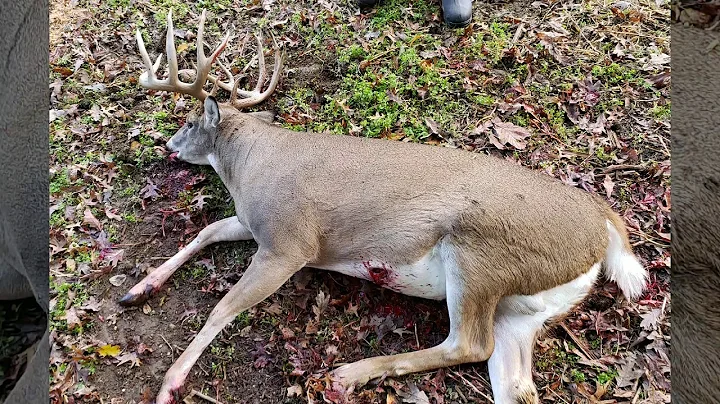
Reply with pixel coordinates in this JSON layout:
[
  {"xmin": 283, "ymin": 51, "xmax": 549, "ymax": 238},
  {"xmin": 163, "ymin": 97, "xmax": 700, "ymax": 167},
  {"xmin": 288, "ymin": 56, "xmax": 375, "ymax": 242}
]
[{"xmin": 313, "ymin": 243, "xmax": 448, "ymax": 300}]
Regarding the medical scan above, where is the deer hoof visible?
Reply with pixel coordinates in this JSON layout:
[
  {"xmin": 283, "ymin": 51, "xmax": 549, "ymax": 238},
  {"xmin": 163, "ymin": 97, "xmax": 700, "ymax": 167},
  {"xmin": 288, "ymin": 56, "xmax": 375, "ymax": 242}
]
[{"xmin": 118, "ymin": 284, "xmax": 154, "ymax": 307}]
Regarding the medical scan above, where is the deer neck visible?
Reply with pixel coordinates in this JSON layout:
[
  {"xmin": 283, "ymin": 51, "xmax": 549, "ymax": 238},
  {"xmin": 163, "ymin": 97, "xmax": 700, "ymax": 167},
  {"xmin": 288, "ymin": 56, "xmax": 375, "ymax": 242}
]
[{"xmin": 206, "ymin": 121, "xmax": 265, "ymax": 193}]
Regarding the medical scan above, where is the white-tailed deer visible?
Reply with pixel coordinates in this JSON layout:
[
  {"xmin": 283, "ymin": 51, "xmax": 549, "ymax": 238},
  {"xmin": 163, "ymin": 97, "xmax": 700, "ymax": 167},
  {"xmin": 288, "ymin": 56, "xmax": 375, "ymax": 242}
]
[{"xmin": 123, "ymin": 10, "xmax": 648, "ymax": 404}]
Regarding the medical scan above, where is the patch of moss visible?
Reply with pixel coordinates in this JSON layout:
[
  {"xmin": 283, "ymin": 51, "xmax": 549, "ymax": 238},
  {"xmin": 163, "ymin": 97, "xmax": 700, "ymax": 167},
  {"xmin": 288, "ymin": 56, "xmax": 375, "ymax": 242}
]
[{"xmin": 592, "ymin": 63, "xmax": 639, "ymax": 85}]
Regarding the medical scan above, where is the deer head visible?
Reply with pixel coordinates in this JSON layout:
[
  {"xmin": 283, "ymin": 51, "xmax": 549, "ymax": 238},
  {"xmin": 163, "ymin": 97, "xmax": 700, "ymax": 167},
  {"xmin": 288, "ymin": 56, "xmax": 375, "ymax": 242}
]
[{"xmin": 135, "ymin": 9, "xmax": 283, "ymax": 165}]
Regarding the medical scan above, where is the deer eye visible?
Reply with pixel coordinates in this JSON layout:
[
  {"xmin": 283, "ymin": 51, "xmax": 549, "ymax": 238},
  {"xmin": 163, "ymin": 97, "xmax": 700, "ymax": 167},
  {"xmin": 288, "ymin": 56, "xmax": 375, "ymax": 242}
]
[{"xmin": 187, "ymin": 122, "xmax": 194, "ymax": 128}]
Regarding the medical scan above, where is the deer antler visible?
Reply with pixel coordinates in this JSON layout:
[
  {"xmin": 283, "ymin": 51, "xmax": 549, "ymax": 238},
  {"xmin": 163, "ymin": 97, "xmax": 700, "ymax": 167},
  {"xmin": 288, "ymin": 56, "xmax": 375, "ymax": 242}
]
[
  {"xmin": 135, "ymin": 9, "xmax": 229, "ymax": 101},
  {"xmin": 208, "ymin": 32, "xmax": 284, "ymax": 109}
]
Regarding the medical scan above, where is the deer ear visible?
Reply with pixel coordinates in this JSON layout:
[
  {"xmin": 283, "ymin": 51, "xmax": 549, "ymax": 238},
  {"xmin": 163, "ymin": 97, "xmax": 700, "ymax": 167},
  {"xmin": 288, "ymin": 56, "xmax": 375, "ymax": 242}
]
[
  {"xmin": 248, "ymin": 110, "xmax": 275, "ymax": 124},
  {"xmin": 203, "ymin": 96, "xmax": 221, "ymax": 128}
]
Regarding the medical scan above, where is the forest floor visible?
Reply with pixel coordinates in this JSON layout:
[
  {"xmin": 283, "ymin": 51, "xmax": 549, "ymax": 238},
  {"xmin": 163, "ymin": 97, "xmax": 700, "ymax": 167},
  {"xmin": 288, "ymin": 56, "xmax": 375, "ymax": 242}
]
[{"xmin": 48, "ymin": 0, "xmax": 670, "ymax": 402}]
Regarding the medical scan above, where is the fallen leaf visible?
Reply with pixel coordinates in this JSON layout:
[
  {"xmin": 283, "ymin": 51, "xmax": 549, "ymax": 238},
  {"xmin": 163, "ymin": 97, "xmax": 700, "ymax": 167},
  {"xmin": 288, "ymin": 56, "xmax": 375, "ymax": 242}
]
[
  {"xmin": 83, "ymin": 208, "xmax": 102, "ymax": 230},
  {"xmin": 640, "ymin": 308, "xmax": 663, "ymax": 330},
  {"xmin": 137, "ymin": 343, "xmax": 153, "ymax": 355},
  {"xmin": 117, "ymin": 352, "xmax": 141, "ymax": 367},
  {"xmin": 98, "ymin": 344, "xmax": 122, "ymax": 357},
  {"xmin": 493, "ymin": 119, "xmax": 531, "ymax": 150},
  {"xmin": 191, "ymin": 191, "xmax": 212, "ymax": 211},
  {"xmin": 396, "ymin": 382, "xmax": 430, "ymax": 404},
  {"xmin": 105, "ymin": 208, "xmax": 122, "ymax": 220},
  {"xmin": 313, "ymin": 290, "xmax": 330, "ymax": 321},
  {"xmin": 104, "ymin": 249, "xmax": 125, "ymax": 268},
  {"xmin": 80, "ymin": 296, "xmax": 103, "ymax": 312},
  {"xmin": 109, "ymin": 274, "xmax": 127, "ymax": 286},
  {"xmin": 425, "ymin": 117, "xmax": 440, "ymax": 135},
  {"xmin": 140, "ymin": 179, "xmax": 160, "ymax": 200},
  {"xmin": 61, "ymin": 307, "xmax": 85, "ymax": 330},
  {"xmin": 287, "ymin": 384, "xmax": 303, "ymax": 397},
  {"xmin": 603, "ymin": 175, "xmax": 615, "ymax": 198}
]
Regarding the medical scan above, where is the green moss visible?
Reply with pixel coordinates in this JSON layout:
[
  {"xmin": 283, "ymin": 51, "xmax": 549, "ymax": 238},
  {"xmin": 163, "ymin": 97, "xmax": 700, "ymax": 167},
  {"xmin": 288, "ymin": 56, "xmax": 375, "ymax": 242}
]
[
  {"xmin": 50, "ymin": 169, "xmax": 71, "ymax": 194},
  {"xmin": 50, "ymin": 281, "xmax": 90, "ymax": 334},
  {"xmin": 651, "ymin": 103, "xmax": 671, "ymax": 120},
  {"xmin": 597, "ymin": 368, "xmax": 619, "ymax": 385},
  {"xmin": 235, "ymin": 312, "xmax": 252, "ymax": 328},
  {"xmin": 592, "ymin": 63, "xmax": 639, "ymax": 85},
  {"xmin": 570, "ymin": 368, "xmax": 586, "ymax": 383}
]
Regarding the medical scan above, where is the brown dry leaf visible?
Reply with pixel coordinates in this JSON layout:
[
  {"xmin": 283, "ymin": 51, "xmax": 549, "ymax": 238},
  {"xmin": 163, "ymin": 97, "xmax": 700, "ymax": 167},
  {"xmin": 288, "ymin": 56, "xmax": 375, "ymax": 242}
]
[
  {"xmin": 79, "ymin": 296, "xmax": 103, "ymax": 312},
  {"xmin": 105, "ymin": 207, "xmax": 122, "ymax": 220},
  {"xmin": 425, "ymin": 117, "xmax": 440, "ymax": 135},
  {"xmin": 116, "ymin": 352, "xmax": 141, "ymax": 367},
  {"xmin": 313, "ymin": 290, "xmax": 330, "ymax": 321},
  {"xmin": 104, "ymin": 249, "xmax": 124, "ymax": 268},
  {"xmin": 137, "ymin": 343, "xmax": 153, "ymax": 355},
  {"xmin": 492, "ymin": 119, "xmax": 531, "ymax": 150},
  {"xmin": 83, "ymin": 208, "xmax": 102, "ymax": 230},
  {"xmin": 287, "ymin": 384, "xmax": 303, "ymax": 397},
  {"xmin": 264, "ymin": 302, "xmax": 283, "ymax": 315},
  {"xmin": 61, "ymin": 307, "xmax": 85, "ymax": 330},
  {"xmin": 396, "ymin": 382, "xmax": 430, "ymax": 404},
  {"xmin": 640, "ymin": 308, "xmax": 663, "ymax": 331},
  {"xmin": 603, "ymin": 175, "xmax": 615, "ymax": 198},
  {"xmin": 281, "ymin": 327, "xmax": 296, "ymax": 340},
  {"xmin": 387, "ymin": 391, "xmax": 400, "ymax": 404}
]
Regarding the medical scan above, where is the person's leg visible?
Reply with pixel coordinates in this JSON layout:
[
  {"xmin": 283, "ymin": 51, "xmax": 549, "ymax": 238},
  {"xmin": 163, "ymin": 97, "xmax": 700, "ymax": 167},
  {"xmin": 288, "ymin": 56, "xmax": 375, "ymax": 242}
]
[
  {"xmin": 442, "ymin": 0, "xmax": 473, "ymax": 28},
  {"xmin": 357, "ymin": 0, "xmax": 380, "ymax": 9}
]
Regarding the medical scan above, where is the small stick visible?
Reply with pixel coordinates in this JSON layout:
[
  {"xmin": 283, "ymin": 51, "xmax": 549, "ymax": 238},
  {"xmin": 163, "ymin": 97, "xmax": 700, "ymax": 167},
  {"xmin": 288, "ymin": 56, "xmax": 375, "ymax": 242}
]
[
  {"xmin": 602, "ymin": 164, "xmax": 649, "ymax": 173},
  {"xmin": 448, "ymin": 370, "xmax": 494, "ymax": 403},
  {"xmin": 560, "ymin": 321, "xmax": 596, "ymax": 360},
  {"xmin": 160, "ymin": 334, "xmax": 174, "ymax": 362},
  {"xmin": 414, "ymin": 323, "xmax": 419, "ymax": 349},
  {"xmin": 188, "ymin": 389, "xmax": 224, "ymax": 404}
]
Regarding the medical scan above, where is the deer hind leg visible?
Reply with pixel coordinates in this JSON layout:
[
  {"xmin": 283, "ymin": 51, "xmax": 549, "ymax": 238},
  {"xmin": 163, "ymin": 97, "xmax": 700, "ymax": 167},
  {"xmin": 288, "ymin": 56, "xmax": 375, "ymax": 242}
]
[
  {"xmin": 119, "ymin": 216, "xmax": 253, "ymax": 306},
  {"xmin": 155, "ymin": 249, "xmax": 305, "ymax": 404},
  {"xmin": 488, "ymin": 263, "xmax": 601, "ymax": 404},
  {"xmin": 332, "ymin": 245, "xmax": 499, "ymax": 391}
]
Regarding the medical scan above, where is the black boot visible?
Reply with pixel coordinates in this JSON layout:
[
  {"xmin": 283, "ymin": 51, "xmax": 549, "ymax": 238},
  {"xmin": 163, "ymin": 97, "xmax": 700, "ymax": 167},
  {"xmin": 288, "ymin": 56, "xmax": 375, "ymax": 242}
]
[
  {"xmin": 442, "ymin": 0, "xmax": 472, "ymax": 28},
  {"xmin": 357, "ymin": 0, "xmax": 380, "ymax": 9}
]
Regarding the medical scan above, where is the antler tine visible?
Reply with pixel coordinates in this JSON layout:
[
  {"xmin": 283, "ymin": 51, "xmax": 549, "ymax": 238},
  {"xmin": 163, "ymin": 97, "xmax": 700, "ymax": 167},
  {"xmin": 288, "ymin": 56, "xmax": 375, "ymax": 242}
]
[
  {"xmin": 135, "ymin": 9, "xmax": 230, "ymax": 101},
  {"xmin": 165, "ymin": 10, "xmax": 179, "ymax": 89},
  {"xmin": 253, "ymin": 34, "xmax": 267, "ymax": 93},
  {"xmin": 206, "ymin": 34, "xmax": 253, "ymax": 93},
  {"xmin": 230, "ymin": 32, "xmax": 284, "ymax": 109}
]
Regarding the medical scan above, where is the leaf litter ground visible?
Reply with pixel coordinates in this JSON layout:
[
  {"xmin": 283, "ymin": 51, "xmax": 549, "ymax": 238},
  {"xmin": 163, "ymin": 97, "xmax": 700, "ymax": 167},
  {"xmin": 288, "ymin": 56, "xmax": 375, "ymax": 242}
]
[{"xmin": 48, "ymin": 0, "xmax": 670, "ymax": 403}]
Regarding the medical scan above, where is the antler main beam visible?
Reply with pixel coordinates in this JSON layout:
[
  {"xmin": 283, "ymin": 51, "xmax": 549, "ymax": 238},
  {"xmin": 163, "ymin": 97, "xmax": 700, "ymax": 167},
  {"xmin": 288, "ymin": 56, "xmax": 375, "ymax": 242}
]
[
  {"xmin": 210, "ymin": 34, "xmax": 284, "ymax": 109},
  {"xmin": 135, "ymin": 10, "xmax": 229, "ymax": 101}
]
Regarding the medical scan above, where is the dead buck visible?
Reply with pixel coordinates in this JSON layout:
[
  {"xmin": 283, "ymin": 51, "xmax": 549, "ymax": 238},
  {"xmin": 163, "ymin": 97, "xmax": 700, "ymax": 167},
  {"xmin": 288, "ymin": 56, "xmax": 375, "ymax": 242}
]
[{"xmin": 123, "ymin": 10, "xmax": 648, "ymax": 404}]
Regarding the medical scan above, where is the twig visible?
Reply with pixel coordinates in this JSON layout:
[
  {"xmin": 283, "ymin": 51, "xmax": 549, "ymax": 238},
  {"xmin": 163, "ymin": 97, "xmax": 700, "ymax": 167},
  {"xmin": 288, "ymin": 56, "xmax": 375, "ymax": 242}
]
[
  {"xmin": 414, "ymin": 323, "xmax": 419, "ymax": 349},
  {"xmin": 628, "ymin": 229, "xmax": 670, "ymax": 248},
  {"xmin": 160, "ymin": 334, "xmax": 174, "ymax": 362},
  {"xmin": 188, "ymin": 389, "xmax": 224, "ymax": 404},
  {"xmin": 602, "ymin": 164, "xmax": 649, "ymax": 173},
  {"xmin": 512, "ymin": 22, "xmax": 525, "ymax": 44},
  {"xmin": 598, "ymin": 29, "xmax": 666, "ymax": 39},
  {"xmin": 560, "ymin": 321, "xmax": 596, "ymax": 360},
  {"xmin": 448, "ymin": 369, "xmax": 494, "ymax": 403},
  {"xmin": 150, "ymin": 256, "xmax": 174, "ymax": 260}
]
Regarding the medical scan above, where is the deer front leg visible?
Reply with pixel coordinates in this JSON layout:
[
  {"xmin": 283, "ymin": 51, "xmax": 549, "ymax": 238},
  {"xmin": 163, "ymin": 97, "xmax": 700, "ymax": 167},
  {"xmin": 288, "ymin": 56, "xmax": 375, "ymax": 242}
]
[
  {"xmin": 155, "ymin": 249, "xmax": 304, "ymax": 404},
  {"xmin": 119, "ymin": 216, "xmax": 252, "ymax": 306}
]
